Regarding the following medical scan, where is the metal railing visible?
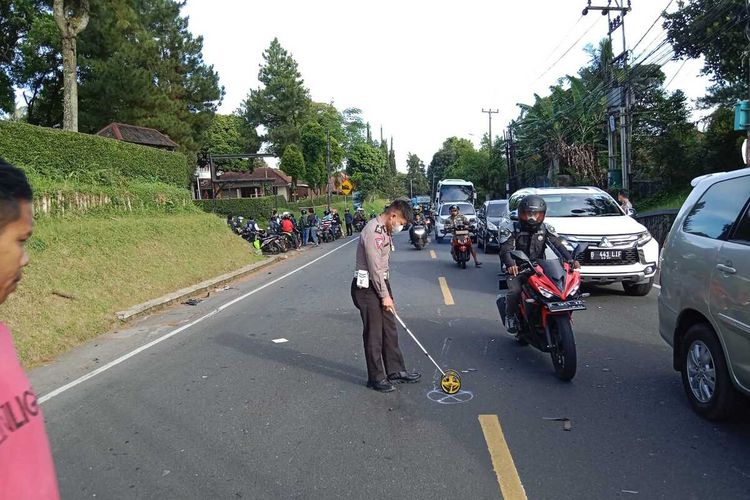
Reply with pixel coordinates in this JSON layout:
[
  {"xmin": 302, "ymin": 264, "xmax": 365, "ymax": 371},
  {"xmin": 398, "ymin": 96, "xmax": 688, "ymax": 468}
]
[{"xmin": 635, "ymin": 209, "xmax": 679, "ymax": 247}]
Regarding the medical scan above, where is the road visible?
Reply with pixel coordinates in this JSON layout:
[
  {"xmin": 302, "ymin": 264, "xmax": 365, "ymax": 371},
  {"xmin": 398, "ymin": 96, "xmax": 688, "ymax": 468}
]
[{"xmin": 32, "ymin": 232, "xmax": 750, "ymax": 499}]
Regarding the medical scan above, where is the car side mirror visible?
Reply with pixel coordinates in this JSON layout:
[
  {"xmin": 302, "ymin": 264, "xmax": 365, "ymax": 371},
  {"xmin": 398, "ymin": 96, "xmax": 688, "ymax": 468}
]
[{"xmin": 509, "ymin": 210, "xmax": 518, "ymax": 221}]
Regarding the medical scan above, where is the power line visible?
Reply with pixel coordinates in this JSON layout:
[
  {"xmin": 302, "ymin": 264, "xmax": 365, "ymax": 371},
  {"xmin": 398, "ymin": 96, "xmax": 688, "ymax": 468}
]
[
  {"xmin": 536, "ymin": 16, "xmax": 600, "ymax": 81},
  {"xmin": 631, "ymin": 0, "xmax": 675, "ymax": 53}
]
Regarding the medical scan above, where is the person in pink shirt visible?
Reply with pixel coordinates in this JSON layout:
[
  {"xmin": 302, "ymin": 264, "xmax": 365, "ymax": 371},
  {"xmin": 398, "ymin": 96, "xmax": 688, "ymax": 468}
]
[{"xmin": 0, "ymin": 158, "xmax": 60, "ymax": 500}]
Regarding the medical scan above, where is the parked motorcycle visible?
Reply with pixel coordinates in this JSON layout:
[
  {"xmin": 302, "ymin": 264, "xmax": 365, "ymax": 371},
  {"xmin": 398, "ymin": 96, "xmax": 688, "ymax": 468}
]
[
  {"xmin": 443, "ymin": 225, "xmax": 475, "ymax": 269},
  {"xmin": 495, "ymin": 245, "xmax": 588, "ymax": 381},
  {"xmin": 409, "ymin": 223, "xmax": 429, "ymax": 250}
]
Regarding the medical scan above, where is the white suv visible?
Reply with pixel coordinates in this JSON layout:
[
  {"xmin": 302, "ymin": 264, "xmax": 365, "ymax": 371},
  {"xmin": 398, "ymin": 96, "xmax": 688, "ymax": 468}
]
[
  {"xmin": 435, "ymin": 202, "xmax": 476, "ymax": 242},
  {"xmin": 508, "ymin": 187, "xmax": 659, "ymax": 296}
]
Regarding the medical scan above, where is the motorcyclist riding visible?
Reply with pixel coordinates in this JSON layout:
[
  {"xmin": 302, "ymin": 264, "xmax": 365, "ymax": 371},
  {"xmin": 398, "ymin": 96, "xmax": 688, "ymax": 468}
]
[
  {"xmin": 444, "ymin": 204, "xmax": 482, "ymax": 267},
  {"xmin": 499, "ymin": 195, "xmax": 580, "ymax": 334}
]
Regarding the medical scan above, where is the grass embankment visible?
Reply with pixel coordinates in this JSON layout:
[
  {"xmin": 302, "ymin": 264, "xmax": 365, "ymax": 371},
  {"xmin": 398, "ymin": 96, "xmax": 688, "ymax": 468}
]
[
  {"xmin": 636, "ymin": 189, "xmax": 691, "ymax": 213},
  {"xmin": 1, "ymin": 212, "xmax": 260, "ymax": 368}
]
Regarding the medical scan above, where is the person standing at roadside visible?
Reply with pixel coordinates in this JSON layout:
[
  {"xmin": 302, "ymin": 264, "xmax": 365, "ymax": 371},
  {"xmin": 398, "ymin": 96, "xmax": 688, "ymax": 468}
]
[
  {"xmin": 299, "ymin": 209, "xmax": 310, "ymax": 245},
  {"xmin": 344, "ymin": 209, "xmax": 354, "ymax": 237},
  {"xmin": 307, "ymin": 210, "xmax": 319, "ymax": 246},
  {"xmin": 0, "ymin": 158, "xmax": 60, "ymax": 500},
  {"xmin": 351, "ymin": 200, "xmax": 421, "ymax": 393},
  {"xmin": 618, "ymin": 190, "xmax": 634, "ymax": 215}
]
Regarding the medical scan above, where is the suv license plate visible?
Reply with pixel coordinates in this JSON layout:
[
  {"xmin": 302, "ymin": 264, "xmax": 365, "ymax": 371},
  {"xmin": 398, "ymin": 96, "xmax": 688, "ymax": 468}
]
[
  {"xmin": 590, "ymin": 250, "xmax": 622, "ymax": 261},
  {"xmin": 548, "ymin": 300, "xmax": 587, "ymax": 312}
]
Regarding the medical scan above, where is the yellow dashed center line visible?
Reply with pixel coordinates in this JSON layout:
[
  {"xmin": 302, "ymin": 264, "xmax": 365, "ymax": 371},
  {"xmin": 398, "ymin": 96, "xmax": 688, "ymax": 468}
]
[
  {"xmin": 478, "ymin": 415, "xmax": 527, "ymax": 500},
  {"xmin": 429, "ymin": 250, "xmax": 437, "ymax": 259},
  {"xmin": 438, "ymin": 277, "xmax": 454, "ymax": 305}
]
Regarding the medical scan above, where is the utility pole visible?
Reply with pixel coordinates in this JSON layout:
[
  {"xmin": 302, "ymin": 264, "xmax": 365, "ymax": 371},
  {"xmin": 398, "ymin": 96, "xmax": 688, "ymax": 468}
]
[
  {"xmin": 482, "ymin": 108, "xmax": 499, "ymax": 150},
  {"xmin": 583, "ymin": 0, "xmax": 632, "ymax": 190},
  {"xmin": 504, "ymin": 126, "xmax": 518, "ymax": 195},
  {"xmin": 326, "ymin": 128, "xmax": 331, "ymax": 210}
]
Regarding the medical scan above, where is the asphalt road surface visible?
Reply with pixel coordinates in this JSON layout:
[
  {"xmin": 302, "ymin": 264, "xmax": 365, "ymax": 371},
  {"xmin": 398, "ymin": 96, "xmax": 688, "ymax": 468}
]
[{"xmin": 32, "ymin": 232, "xmax": 750, "ymax": 499}]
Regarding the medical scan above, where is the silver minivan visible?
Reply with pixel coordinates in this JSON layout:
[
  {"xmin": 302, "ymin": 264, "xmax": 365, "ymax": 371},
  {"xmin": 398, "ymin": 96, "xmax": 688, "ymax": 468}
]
[{"xmin": 659, "ymin": 167, "xmax": 750, "ymax": 420}]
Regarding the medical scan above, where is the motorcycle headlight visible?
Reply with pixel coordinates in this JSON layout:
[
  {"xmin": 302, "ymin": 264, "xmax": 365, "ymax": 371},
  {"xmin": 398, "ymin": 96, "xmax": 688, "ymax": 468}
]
[
  {"xmin": 636, "ymin": 231, "xmax": 652, "ymax": 247},
  {"xmin": 537, "ymin": 285, "xmax": 556, "ymax": 299},
  {"xmin": 487, "ymin": 221, "xmax": 498, "ymax": 232}
]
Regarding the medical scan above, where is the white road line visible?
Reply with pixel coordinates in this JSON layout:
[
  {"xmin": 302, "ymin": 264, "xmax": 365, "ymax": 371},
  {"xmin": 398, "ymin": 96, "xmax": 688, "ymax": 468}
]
[{"xmin": 39, "ymin": 237, "xmax": 360, "ymax": 404}]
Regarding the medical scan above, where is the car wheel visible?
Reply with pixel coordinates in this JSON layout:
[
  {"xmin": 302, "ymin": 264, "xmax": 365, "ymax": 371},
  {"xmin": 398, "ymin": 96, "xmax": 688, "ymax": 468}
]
[
  {"xmin": 680, "ymin": 323, "xmax": 740, "ymax": 420},
  {"xmin": 623, "ymin": 278, "xmax": 653, "ymax": 296}
]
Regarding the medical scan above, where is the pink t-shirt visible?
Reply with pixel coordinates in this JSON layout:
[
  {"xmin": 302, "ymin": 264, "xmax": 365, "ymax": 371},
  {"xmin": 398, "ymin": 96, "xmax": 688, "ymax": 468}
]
[{"xmin": 0, "ymin": 323, "xmax": 59, "ymax": 500}]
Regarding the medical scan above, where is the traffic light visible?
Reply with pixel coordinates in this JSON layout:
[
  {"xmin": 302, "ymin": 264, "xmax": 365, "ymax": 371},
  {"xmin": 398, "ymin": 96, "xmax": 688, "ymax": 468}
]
[{"xmin": 734, "ymin": 100, "xmax": 750, "ymax": 131}]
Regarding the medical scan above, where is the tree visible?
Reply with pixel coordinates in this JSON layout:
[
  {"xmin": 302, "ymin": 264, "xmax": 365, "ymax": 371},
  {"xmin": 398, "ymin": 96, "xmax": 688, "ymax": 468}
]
[
  {"xmin": 404, "ymin": 153, "xmax": 429, "ymax": 196},
  {"xmin": 53, "ymin": 0, "xmax": 89, "ymax": 131},
  {"xmin": 14, "ymin": 0, "xmax": 223, "ymax": 151},
  {"xmin": 280, "ymin": 144, "xmax": 306, "ymax": 198},
  {"xmin": 240, "ymin": 38, "xmax": 311, "ymax": 156},
  {"xmin": 0, "ymin": 0, "xmax": 47, "ymax": 114},
  {"xmin": 664, "ymin": 0, "xmax": 747, "ymax": 107},
  {"xmin": 346, "ymin": 142, "xmax": 387, "ymax": 200},
  {"xmin": 342, "ymin": 107, "xmax": 366, "ymax": 151},
  {"xmin": 388, "ymin": 137, "xmax": 397, "ymax": 173},
  {"xmin": 200, "ymin": 114, "xmax": 261, "ymax": 172},
  {"xmin": 427, "ymin": 137, "xmax": 475, "ymax": 186}
]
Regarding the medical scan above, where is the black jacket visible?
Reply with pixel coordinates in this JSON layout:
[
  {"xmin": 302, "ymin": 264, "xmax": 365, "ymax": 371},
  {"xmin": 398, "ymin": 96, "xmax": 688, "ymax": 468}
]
[{"xmin": 500, "ymin": 222, "xmax": 573, "ymax": 269}]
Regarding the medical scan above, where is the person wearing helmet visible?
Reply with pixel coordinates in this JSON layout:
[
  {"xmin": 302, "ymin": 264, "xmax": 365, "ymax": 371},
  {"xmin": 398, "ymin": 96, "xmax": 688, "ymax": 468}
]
[
  {"xmin": 499, "ymin": 195, "xmax": 579, "ymax": 334},
  {"xmin": 444, "ymin": 204, "xmax": 482, "ymax": 267}
]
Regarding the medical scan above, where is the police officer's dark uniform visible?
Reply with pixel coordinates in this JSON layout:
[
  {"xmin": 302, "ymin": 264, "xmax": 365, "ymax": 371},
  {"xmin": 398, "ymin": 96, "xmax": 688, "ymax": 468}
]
[
  {"xmin": 499, "ymin": 195, "xmax": 574, "ymax": 332},
  {"xmin": 351, "ymin": 208, "xmax": 421, "ymax": 392}
]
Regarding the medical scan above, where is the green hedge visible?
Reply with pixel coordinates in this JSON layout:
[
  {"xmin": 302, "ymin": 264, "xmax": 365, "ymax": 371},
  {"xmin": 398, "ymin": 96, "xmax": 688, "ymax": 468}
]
[
  {"xmin": 195, "ymin": 196, "xmax": 286, "ymax": 221},
  {"xmin": 0, "ymin": 121, "xmax": 189, "ymax": 187}
]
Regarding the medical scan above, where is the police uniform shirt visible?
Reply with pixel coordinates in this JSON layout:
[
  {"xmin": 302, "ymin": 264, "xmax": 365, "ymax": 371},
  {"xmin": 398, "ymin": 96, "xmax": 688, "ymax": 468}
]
[{"xmin": 355, "ymin": 216, "xmax": 392, "ymax": 299}]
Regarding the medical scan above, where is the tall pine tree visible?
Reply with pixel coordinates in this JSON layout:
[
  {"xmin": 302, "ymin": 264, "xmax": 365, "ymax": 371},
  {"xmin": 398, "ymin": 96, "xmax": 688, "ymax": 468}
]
[{"xmin": 240, "ymin": 38, "xmax": 311, "ymax": 156}]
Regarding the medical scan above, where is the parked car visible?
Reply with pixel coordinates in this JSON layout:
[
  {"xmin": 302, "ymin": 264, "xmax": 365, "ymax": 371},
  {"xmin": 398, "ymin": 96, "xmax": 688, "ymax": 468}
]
[
  {"xmin": 658, "ymin": 167, "xmax": 750, "ymax": 420},
  {"xmin": 508, "ymin": 187, "xmax": 659, "ymax": 295},
  {"xmin": 476, "ymin": 199, "xmax": 509, "ymax": 253},
  {"xmin": 435, "ymin": 202, "xmax": 476, "ymax": 242}
]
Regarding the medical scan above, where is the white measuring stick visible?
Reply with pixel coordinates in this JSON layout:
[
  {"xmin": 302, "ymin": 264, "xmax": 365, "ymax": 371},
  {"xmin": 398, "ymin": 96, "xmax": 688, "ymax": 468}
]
[{"xmin": 393, "ymin": 312, "xmax": 446, "ymax": 376}]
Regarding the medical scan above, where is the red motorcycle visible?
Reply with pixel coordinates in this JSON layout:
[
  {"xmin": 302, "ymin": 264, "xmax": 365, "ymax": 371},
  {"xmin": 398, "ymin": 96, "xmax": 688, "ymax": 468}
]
[
  {"xmin": 443, "ymin": 224, "xmax": 475, "ymax": 269},
  {"xmin": 496, "ymin": 246, "xmax": 588, "ymax": 381}
]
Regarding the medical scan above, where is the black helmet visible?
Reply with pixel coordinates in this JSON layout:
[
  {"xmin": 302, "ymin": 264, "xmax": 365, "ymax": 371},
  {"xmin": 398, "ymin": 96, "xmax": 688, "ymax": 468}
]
[
  {"xmin": 518, "ymin": 195, "xmax": 547, "ymax": 229},
  {"xmin": 449, "ymin": 204, "xmax": 459, "ymax": 211}
]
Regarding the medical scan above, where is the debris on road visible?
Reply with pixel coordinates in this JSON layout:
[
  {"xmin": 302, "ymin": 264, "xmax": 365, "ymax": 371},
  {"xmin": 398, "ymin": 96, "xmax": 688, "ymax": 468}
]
[
  {"xmin": 272, "ymin": 338, "xmax": 288, "ymax": 344},
  {"xmin": 621, "ymin": 490, "xmax": 639, "ymax": 495},
  {"xmin": 461, "ymin": 368, "xmax": 477, "ymax": 373},
  {"xmin": 543, "ymin": 417, "xmax": 572, "ymax": 431},
  {"xmin": 183, "ymin": 298, "xmax": 202, "ymax": 306}
]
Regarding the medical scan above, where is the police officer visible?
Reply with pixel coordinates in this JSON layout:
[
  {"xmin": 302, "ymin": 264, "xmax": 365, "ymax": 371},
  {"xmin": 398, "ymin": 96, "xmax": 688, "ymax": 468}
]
[
  {"xmin": 351, "ymin": 199, "xmax": 421, "ymax": 392},
  {"xmin": 499, "ymin": 195, "xmax": 579, "ymax": 333}
]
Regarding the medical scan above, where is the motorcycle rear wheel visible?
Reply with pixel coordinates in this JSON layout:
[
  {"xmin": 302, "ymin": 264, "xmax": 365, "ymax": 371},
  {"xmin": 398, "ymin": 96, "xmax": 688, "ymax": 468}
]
[
  {"xmin": 549, "ymin": 315, "xmax": 577, "ymax": 381},
  {"xmin": 460, "ymin": 259, "xmax": 466, "ymax": 269}
]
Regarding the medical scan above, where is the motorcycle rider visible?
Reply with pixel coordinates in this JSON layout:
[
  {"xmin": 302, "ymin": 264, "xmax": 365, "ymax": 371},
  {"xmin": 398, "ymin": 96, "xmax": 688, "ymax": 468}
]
[
  {"xmin": 444, "ymin": 204, "xmax": 482, "ymax": 267},
  {"xmin": 499, "ymin": 195, "xmax": 580, "ymax": 334},
  {"xmin": 344, "ymin": 209, "xmax": 354, "ymax": 236}
]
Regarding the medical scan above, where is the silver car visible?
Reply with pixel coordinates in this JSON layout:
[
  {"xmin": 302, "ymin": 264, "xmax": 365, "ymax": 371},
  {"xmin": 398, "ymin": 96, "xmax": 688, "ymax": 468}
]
[{"xmin": 659, "ymin": 167, "xmax": 750, "ymax": 420}]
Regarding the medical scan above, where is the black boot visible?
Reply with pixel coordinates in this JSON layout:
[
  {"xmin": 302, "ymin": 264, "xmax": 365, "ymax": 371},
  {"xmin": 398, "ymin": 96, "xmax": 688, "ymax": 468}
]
[
  {"xmin": 367, "ymin": 379, "xmax": 395, "ymax": 392},
  {"xmin": 388, "ymin": 371, "xmax": 422, "ymax": 384}
]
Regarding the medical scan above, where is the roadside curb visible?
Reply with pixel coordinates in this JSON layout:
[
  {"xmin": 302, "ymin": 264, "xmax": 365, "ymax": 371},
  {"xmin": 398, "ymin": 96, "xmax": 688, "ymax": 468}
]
[
  {"xmin": 115, "ymin": 253, "xmax": 285, "ymax": 321},
  {"xmin": 115, "ymin": 237, "xmax": 343, "ymax": 322}
]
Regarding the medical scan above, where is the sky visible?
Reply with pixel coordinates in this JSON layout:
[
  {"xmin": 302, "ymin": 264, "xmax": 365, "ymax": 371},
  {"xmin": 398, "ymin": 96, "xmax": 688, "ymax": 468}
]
[{"xmin": 182, "ymin": 0, "xmax": 712, "ymax": 171}]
